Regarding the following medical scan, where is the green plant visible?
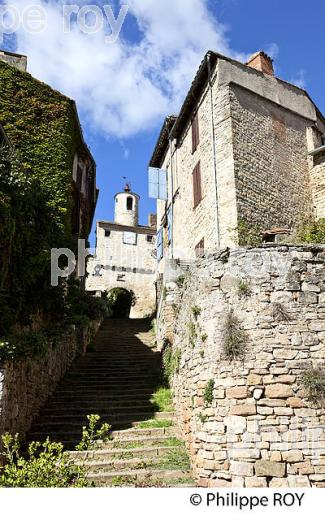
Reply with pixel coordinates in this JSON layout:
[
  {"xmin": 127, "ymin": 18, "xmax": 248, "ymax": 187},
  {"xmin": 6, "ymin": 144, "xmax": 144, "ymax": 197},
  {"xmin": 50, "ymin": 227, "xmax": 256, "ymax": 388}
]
[
  {"xmin": 203, "ymin": 379, "xmax": 214, "ymax": 406},
  {"xmin": 302, "ymin": 369, "xmax": 325, "ymax": 405},
  {"xmin": 75, "ymin": 415, "xmax": 112, "ymax": 451},
  {"xmin": 150, "ymin": 388, "xmax": 174, "ymax": 412},
  {"xmin": 201, "ymin": 333, "xmax": 208, "ymax": 343},
  {"xmin": 192, "ymin": 306, "xmax": 201, "ymax": 320},
  {"xmin": 153, "ymin": 445, "xmax": 190, "ymax": 471},
  {"xmin": 0, "ymin": 434, "xmax": 88, "ymax": 488},
  {"xmin": 223, "ymin": 310, "xmax": 248, "ymax": 361},
  {"xmin": 0, "ymin": 331, "xmax": 49, "ymax": 362},
  {"xmin": 162, "ymin": 343, "xmax": 182, "ymax": 384},
  {"xmin": 176, "ymin": 275, "xmax": 186, "ymax": 288},
  {"xmin": 295, "ymin": 217, "xmax": 325, "ymax": 244},
  {"xmin": 237, "ymin": 218, "xmax": 262, "ymax": 247},
  {"xmin": 198, "ymin": 412, "xmax": 208, "ymax": 424},
  {"xmin": 273, "ymin": 303, "xmax": 291, "ymax": 322},
  {"xmin": 238, "ymin": 280, "xmax": 251, "ymax": 298},
  {"xmin": 199, "ymin": 350, "xmax": 205, "ymax": 359},
  {"xmin": 135, "ymin": 419, "xmax": 173, "ymax": 430}
]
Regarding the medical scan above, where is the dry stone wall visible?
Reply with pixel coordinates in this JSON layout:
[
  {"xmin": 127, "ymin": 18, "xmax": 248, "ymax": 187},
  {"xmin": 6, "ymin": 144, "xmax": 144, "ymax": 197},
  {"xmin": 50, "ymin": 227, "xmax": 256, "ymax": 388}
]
[
  {"xmin": 0, "ymin": 320, "xmax": 101, "ymax": 440},
  {"xmin": 158, "ymin": 246, "xmax": 325, "ymax": 487}
]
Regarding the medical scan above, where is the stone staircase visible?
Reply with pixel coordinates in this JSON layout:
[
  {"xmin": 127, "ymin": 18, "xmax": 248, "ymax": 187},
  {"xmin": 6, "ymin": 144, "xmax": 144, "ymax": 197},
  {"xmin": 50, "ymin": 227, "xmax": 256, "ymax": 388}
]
[{"xmin": 26, "ymin": 318, "xmax": 194, "ymax": 487}]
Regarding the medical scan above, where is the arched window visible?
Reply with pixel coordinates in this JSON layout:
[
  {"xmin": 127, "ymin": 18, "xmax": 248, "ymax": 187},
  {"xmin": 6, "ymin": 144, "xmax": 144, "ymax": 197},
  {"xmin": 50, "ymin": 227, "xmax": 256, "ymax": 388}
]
[{"xmin": 127, "ymin": 197, "xmax": 133, "ymax": 210}]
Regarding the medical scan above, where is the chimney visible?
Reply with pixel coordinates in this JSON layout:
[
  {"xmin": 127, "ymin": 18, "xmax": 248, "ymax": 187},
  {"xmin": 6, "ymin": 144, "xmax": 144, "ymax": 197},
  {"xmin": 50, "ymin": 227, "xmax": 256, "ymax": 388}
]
[
  {"xmin": 148, "ymin": 213, "xmax": 157, "ymax": 229},
  {"xmin": 0, "ymin": 50, "xmax": 27, "ymax": 72},
  {"xmin": 246, "ymin": 51, "xmax": 274, "ymax": 76}
]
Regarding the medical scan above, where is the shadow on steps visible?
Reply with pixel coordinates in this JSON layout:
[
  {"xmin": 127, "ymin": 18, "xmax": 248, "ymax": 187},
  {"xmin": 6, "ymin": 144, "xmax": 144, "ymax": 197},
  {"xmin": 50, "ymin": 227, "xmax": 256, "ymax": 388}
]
[{"xmin": 25, "ymin": 318, "xmax": 165, "ymax": 449}]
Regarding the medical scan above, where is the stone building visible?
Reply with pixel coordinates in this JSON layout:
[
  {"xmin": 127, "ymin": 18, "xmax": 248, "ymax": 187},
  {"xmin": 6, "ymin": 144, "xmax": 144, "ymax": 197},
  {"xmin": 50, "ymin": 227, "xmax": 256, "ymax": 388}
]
[
  {"xmin": 86, "ymin": 185, "xmax": 157, "ymax": 318},
  {"xmin": 149, "ymin": 51, "xmax": 325, "ymax": 270}
]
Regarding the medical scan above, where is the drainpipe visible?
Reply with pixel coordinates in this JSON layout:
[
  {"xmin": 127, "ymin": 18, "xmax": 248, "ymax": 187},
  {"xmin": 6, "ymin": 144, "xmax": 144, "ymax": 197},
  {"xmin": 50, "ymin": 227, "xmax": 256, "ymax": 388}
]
[{"xmin": 207, "ymin": 52, "xmax": 221, "ymax": 249}]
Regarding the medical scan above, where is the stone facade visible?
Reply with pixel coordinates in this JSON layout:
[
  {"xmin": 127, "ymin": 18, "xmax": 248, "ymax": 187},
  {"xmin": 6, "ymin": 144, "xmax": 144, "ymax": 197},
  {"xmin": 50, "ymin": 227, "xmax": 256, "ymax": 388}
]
[
  {"xmin": 0, "ymin": 321, "xmax": 101, "ymax": 440},
  {"xmin": 86, "ymin": 188, "xmax": 157, "ymax": 318},
  {"xmin": 150, "ymin": 51, "xmax": 325, "ymax": 267},
  {"xmin": 157, "ymin": 245, "xmax": 325, "ymax": 487}
]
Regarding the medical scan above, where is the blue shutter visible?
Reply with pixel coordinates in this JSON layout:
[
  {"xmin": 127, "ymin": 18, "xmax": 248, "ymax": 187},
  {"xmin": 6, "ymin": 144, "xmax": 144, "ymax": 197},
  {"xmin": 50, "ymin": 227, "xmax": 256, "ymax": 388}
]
[
  {"xmin": 148, "ymin": 167, "xmax": 167, "ymax": 200},
  {"xmin": 157, "ymin": 228, "xmax": 163, "ymax": 261},
  {"xmin": 158, "ymin": 169, "xmax": 167, "ymax": 200},
  {"xmin": 148, "ymin": 167, "xmax": 159, "ymax": 199},
  {"xmin": 167, "ymin": 207, "xmax": 172, "ymax": 243}
]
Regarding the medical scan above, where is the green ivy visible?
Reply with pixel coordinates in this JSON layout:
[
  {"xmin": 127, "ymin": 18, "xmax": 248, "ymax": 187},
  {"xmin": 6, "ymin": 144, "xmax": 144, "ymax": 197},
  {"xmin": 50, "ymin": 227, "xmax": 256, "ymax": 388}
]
[{"xmin": 0, "ymin": 60, "xmax": 91, "ymax": 333}]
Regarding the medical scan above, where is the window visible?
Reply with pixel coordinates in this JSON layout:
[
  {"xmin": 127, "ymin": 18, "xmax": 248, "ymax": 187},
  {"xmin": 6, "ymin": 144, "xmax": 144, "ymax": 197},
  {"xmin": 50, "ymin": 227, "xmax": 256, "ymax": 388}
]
[
  {"xmin": 123, "ymin": 232, "xmax": 137, "ymax": 245},
  {"xmin": 133, "ymin": 268, "xmax": 137, "ymax": 273},
  {"xmin": 147, "ymin": 235, "xmax": 153, "ymax": 243},
  {"xmin": 122, "ymin": 267, "xmax": 127, "ymax": 272},
  {"xmin": 105, "ymin": 230, "xmax": 111, "ymax": 237},
  {"xmin": 192, "ymin": 112, "xmax": 199, "ymax": 153},
  {"xmin": 192, "ymin": 162, "xmax": 202, "ymax": 208},
  {"xmin": 195, "ymin": 239, "xmax": 205, "ymax": 258},
  {"xmin": 127, "ymin": 197, "xmax": 133, "ymax": 210},
  {"xmin": 148, "ymin": 167, "xmax": 167, "ymax": 200}
]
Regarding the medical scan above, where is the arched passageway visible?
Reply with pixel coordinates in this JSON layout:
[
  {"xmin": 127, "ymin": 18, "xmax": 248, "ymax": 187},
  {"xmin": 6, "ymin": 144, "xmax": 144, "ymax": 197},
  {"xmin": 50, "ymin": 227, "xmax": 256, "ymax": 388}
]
[{"xmin": 108, "ymin": 288, "xmax": 134, "ymax": 318}]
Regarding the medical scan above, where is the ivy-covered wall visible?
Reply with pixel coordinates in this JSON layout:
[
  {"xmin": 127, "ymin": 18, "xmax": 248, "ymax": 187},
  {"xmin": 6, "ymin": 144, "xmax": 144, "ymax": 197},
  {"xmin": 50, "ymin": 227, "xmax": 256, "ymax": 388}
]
[{"xmin": 0, "ymin": 61, "xmax": 94, "ymax": 333}]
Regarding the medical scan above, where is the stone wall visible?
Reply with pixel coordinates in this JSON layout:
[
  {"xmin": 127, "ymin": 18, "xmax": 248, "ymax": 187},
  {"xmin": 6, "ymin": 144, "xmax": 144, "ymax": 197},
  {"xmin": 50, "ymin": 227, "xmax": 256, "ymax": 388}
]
[
  {"xmin": 0, "ymin": 320, "xmax": 101, "ymax": 440},
  {"xmin": 158, "ymin": 246, "xmax": 325, "ymax": 487},
  {"xmin": 231, "ymin": 84, "xmax": 314, "ymax": 232}
]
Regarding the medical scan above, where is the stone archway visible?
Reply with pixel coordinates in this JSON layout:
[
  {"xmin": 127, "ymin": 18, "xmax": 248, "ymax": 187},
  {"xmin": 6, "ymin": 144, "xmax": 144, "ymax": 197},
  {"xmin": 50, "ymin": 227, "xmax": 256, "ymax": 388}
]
[{"xmin": 108, "ymin": 288, "xmax": 134, "ymax": 318}]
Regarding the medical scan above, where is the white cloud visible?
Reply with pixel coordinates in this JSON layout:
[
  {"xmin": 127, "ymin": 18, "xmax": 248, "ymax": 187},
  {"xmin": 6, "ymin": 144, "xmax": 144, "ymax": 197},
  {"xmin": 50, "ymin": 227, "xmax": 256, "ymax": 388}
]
[
  {"xmin": 3, "ymin": 0, "xmax": 265, "ymax": 137},
  {"xmin": 290, "ymin": 69, "xmax": 307, "ymax": 89}
]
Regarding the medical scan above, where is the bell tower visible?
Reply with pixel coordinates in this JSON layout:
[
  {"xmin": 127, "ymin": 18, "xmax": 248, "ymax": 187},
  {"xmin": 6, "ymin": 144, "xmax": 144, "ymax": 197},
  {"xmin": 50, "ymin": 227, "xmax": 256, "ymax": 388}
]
[{"xmin": 114, "ymin": 183, "xmax": 139, "ymax": 227}]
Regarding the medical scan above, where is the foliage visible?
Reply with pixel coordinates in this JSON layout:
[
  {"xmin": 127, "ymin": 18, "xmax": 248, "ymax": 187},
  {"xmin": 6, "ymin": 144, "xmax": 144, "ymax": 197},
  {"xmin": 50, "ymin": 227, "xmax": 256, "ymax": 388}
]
[
  {"xmin": 135, "ymin": 419, "xmax": 173, "ymax": 430},
  {"xmin": 197, "ymin": 412, "xmax": 208, "ymax": 424},
  {"xmin": 0, "ymin": 60, "xmax": 94, "ymax": 334},
  {"xmin": 201, "ymin": 333, "xmax": 208, "ymax": 343},
  {"xmin": 238, "ymin": 280, "xmax": 251, "ymax": 298},
  {"xmin": 162, "ymin": 342, "xmax": 182, "ymax": 385},
  {"xmin": 302, "ymin": 369, "xmax": 325, "ymax": 405},
  {"xmin": 203, "ymin": 379, "xmax": 215, "ymax": 406},
  {"xmin": 0, "ymin": 434, "xmax": 89, "ymax": 488},
  {"xmin": 75, "ymin": 415, "xmax": 112, "ymax": 451},
  {"xmin": 176, "ymin": 275, "xmax": 186, "ymax": 288},
  {"xmin": 223, "ymin": 310, "xmax": 248, "ymax": 361},
  {"xmin": 65, "ymin": 279, "xmax": 112, "ymax": 325},
  {"xmin": 295, "ymin": 217, "xmax": 325, "ymax": 244},
  {"xmin": 150, "ymin": 387, "xmax": 174, "ymax": 412},
  {"xmin": 154, "ymin": 445, "xmax": 190, "ymax": 471},
  {"xmin": 192, "ymin": 306, "xmax": 201, "ymax": 320},
  {"xmin": 0, "ymin": 331, "xmax": 48, "ymax": 362},
  {"xmin": 237, "ymin": 218, "xmax": 262, "ymax": 247}
]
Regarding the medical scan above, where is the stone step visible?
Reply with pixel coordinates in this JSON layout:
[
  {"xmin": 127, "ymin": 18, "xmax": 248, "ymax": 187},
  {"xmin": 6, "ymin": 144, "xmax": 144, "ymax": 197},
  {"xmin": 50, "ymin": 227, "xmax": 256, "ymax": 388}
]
[
  {"xmin": 69, "ymin": 445, "xmax": 180, "ymax": 462},
  {"xmin": 101, "ymin": 434, "xmax": 179, "ymax": 449},
  {"xmin": 33, "ymin": 412, "xmax": 174, "ymax": 427},
  {"xmin": 46, "ymin": 396, "xmax": 156, "ymax": 406},
  {"xmin": 37, "ymin": 406, "xmax": 169, "ymax": 417},
  {"xmin": 85, "ymin": 468, "xmax": 192, "ymax": 486},
  {"xmin": 111, "ymin": 427, "xmax": 179, "ymax": 439}
]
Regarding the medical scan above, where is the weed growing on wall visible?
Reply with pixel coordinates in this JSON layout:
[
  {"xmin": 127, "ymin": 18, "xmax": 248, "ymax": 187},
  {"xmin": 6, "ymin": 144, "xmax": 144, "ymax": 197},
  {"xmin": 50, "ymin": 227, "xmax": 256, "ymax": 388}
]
[
  {"xmin": 302, "ymin": 369, "xmax": 325, "ymax": 405},
  {"xmin": 237, "ymin": 218, "xmax": 262, "ymax": 247},
  {"xmin": 162, "ymin": 341, "xmax": 182, "ymax": 385},
  {"xmin": 203, "ymin": 379, "xmax": 215, "ymax": 406},
  {"xmin": 238, "ymin": 279, "xmax": 252, "ymax": 298},
  {"xmin": 223, "ymin": 310, "xmax": 248, "ymax": 361}
]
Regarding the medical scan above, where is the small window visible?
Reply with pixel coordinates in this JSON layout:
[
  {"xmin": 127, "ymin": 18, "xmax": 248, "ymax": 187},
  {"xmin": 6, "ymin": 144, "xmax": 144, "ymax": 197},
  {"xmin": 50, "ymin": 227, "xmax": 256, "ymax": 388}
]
[
  {"xmin": 195, "ymin": 239, "xmax": 205, "ymax": 258},
  {"xmin": 122, "ymin": 267, "xmax": 127, "ymax": 272},
  {"xmin": 192, "ymin": 162, "xmax": 202, "ymax": 208},
  {"xmin": 133, "ymin": 268, "xmax": 137, "ymax": 273},
  {"xmin": 147, "ymin": 235, "xmax": 153, "ymax": 243},
  {"xmin": 127, "ymin": 197, "xmax": 133, "ymax": 210},
  {"xmin": 123, "ymin": 232, "xmax": 137, "ymax": 245},
  {"xmin": 105, "ymin": 230, "xmax": 111, "ymax": 237},
  {"xmin": 192, "ymin": 112, "xmax": 200, "ymax": 153}
]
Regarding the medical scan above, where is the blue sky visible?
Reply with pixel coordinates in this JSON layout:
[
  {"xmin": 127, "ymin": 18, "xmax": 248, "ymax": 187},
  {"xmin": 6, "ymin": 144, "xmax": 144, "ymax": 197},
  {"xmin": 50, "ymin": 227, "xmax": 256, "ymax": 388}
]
[{"xmin": 1, "ymin": 0, "xmax": 324, "ymax": 245}]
